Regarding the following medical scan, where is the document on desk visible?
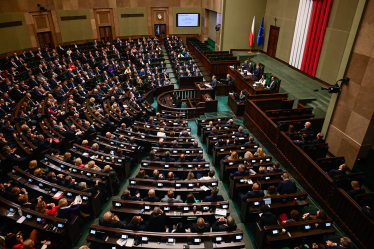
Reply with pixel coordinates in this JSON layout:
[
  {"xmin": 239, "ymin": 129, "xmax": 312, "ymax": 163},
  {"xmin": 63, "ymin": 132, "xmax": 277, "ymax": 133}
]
[
  {"xmin": 16, "ymin": 216, "xmax": 26, "ymax": 223},
  {"xmin": 74, "ymin": 195, "xmax": 82, "ymax": 204},
  {"xmin": 215, "ymin": 208, "xmax": 227, "ymax": 216},
  {"xmin": 126, "ymin": 238, "xmax": 134, "ymax": 247},
  {"xmin": 116, "ymin": 238, "xmax": 127, "ymax": 247},
  {"xmin": 52, "ymin": 191, "xmax": 64, "ymax": 199},
  {"xmin": 200, "ymin": 186, "xmax": 210, "ymax": 191}
]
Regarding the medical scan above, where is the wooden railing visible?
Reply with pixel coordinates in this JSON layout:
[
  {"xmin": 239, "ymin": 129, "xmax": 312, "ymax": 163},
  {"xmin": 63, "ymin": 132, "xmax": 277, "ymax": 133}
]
[
  {"xmin": 243, "ymin": 99, "xmax": 374, "ymax": 249},
  {"xmin": 156, "ymin": 89, "xmax": 205, "ymax": 119}
]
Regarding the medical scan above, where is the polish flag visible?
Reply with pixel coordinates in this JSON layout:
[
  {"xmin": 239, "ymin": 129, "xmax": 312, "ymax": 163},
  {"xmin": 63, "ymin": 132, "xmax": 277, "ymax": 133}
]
[{"xmin": 249, "ymin": 16, "xmax": 255, "ymax": 46}]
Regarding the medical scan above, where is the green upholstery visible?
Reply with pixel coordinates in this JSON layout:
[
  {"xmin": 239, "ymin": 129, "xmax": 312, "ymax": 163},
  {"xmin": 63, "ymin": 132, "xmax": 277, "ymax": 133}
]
[
  {"xmin": 265, "ymin": 73, "xmax": 271, "ymax": 86},
  {"xmin": 260, "ymin": 65, "xmax": 264, "ymax": 74}
]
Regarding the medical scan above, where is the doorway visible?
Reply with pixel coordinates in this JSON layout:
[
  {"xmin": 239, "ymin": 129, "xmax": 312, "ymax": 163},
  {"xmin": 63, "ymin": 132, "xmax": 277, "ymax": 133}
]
[
  {"xmin": 99, "ymin": 26, "xmax": 113, "ymax": 43},
  {"xmin": 267, "ymin": 25, "xmax": 280, "ymax": 57},
  {"xmin": 154, "ymin": 24, "xmax": 167, "ymax": 42},
  {"xmin": 37, "ymin": 32, "xmax": 54, "ymax": 48}
]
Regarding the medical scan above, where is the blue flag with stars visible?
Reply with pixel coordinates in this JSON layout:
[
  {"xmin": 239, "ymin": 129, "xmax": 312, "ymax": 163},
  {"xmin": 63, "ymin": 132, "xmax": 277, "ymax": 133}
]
[{"xmin": 257, "ymin": 17, "xmax": 264, "ymax": 46}]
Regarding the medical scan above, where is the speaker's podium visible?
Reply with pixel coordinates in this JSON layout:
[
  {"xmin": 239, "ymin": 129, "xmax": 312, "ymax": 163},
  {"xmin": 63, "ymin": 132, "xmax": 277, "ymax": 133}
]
[
  {"xmin": 194, "ymin": 82, "xmax": 217, "ymax": 112},
  {"xmin": 228, "ymin": 93, "xmax": 246, "ymax": 117}
]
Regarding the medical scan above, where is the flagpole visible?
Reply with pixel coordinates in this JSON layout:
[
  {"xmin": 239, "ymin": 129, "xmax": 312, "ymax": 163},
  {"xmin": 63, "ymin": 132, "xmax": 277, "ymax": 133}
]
[{"xmin": 257, "ymin": 45, "xmax": 261, "ymax": 54}]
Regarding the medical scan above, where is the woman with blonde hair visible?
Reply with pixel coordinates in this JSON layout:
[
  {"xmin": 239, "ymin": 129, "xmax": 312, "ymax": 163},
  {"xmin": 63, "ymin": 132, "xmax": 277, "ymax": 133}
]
[
  {"xmin": 258, "ymin": 166, "xmax": 267, "ymax": 174},
  {"xmin": 74, "ymin": 158, "xmax": 85, "ymax": 168},
  {"xmin": 82, "ymin": 140, "xmax": 90, "ymax": 148},
  {"xmin": 35, "ymin": 201, "xmax": 58, "ymax": 216},
  {"xmin": 186, "ymin": 172, "xmax": 195, "ymax": 180},
  {"xmin": 125, "ymin": 66, "xmax": 131, "ymax": 74},
  {"xmin": 207, "ymin": 121, "xmax": 213, "ymax": 127},
  {"xmin": 228, "ymin": 151, "xmax": 239, "ymax": 160},
  {"xmin": 91, "ymin": 143, "xmax": 103, "ymax": 152},
  {"xmin": 63, "ymin": 152, "xmax": 74, "ymax": 165},
  {"xmin": 28, "ymin": 160, "xmax": 38, "ymax": 171},
  {"xmin": 255, "ymin": 147, "xmax": 266, "ymax": 157},
  {"xmin": 34, "ymin": 168, "xmax": 44, "ymax": 178},
  {"xmin": 244, "ymin": 151, "xmax": 253, "ymax": 159},
  {"xmin": 85, "ymin": 160, "xmax": 101, "ymax": 172}
]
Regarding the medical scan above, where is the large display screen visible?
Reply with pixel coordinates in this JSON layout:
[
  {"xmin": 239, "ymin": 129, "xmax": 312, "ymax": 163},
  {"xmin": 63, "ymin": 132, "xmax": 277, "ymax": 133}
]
[{"xmin": 176, "ymin": 13, "xmax": 200, "ymax": 27}]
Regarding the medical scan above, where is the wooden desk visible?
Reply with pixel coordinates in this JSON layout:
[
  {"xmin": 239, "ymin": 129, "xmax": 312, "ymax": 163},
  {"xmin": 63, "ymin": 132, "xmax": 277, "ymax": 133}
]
[
  {"xmin": 202, "ymin": 94, "xmax": 218, "ymax": 112},
  {"xmin": 87, "ymin": 224, "xmax": 245, "ymax": 249},
  {"xmin": 217, "ymin": 83, "xmax": 234, "ymax": 96},
  {"xmin": 178, "ymin": 75, "xmax": 204, "ymax": 89},
  {"xmin": 194, "ymin": 82, "xmax": 215, "ymax": 99},
  {"xmin": 227, "ymin": 67, "xmax": 270, "ymax": 95},
  {"xmin": 206, "ymin": 133, "xmax": 250, "ymax": 153},
  {"xmin": 228, "ymin": 94, "xmax": 246, "ymax": 117}
]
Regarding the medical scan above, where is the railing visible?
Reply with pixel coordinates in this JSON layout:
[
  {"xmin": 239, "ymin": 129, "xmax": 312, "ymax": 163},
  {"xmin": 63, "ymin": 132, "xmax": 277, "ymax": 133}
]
[
  {"xmin": 243, "ymin": 99, "xmax": 374, "ymax": 249},
  {"xmin": 156, "ymin": 89, "xmax": 205, "ymax": 119}
]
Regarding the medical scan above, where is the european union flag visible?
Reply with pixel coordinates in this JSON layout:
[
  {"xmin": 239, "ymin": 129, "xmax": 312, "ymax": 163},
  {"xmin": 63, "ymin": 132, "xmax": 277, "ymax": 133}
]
[{"xmin": 257, "ymin": 17, "xmax": 264, "ymax": 46}]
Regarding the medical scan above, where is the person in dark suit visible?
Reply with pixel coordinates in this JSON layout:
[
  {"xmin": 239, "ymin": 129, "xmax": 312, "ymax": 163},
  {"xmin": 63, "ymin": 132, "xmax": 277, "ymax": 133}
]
[
  {"xmin": 146, "ymin": 150, "xmax": 160, "ymax": 161},
  {"xmin": 259, "ymin": 205, "xmax": 277, "ymax": 226},
  {"xmin": 34, "ymin": 135, "xmax": 53, "ymax": 151},
  {"xmin": 238, "ymin": 182, "xmax": 265, "ymax": 201},
  {"xmin": 190, "ymin": 218, "xmax": 210, "ymax": 233},
  {"xmin": 210, "ymin": 76, "xmax": 218, "ymax": 100},
  {"xmin": 293, "ymin": 133, "xmax": 312, "ymax": 148},
  {"xmin": 121, "ymin": 189, "xmax": 141, "ymax": 201},
  {"xmin": 79, "ymin": 181, "xmax": 99, "ymax": 194},
  {"xmin": 267, "ymin": 76, "xmax": 277, "ymax": 91},
  {"xmin": 203, "ymin": 187, "xmax": 224, "ymax": 202},
  {"xmin": 143, "ymin": 189, "xmax": 160, "ymax": 202},
  {"xmin": 192, "ymin": 154, "xmax": 205, "ymax": 162},
  {"xmin": 155, "ymin": 139, "xmax": 166, "ymax": 148},
  {"xmin": 64, "ymin": 176, "xmax": 79, "ymax": 190},
  {"xmin": 267, "ymin": 162, "xmax": 282, "ymax": 173},
  {"xmin": 174, "ymin": 96, "xmax": 182, "ymax": 108},
  {"xmin": 177, "ymin": 154, "xmax": 189, "ymax": 163},
  {"xmin": 313, "ymin": 133, "xmax": 326, "ymax": 144},
  {"xmin": 346, "ymin": 180, "xmax": 365, "ymax": 199},
  {"xmin": 326, "ymin": 164, "xmax": 348, "ymax": 178},
  {"xmin": 276, "ymin": 173, "xmax": 297, "ymax": 195},
  {"xmin": 148, "ymin": 207, "xmax": 166, "ymax": 232},
  {"xmin": 253, "ymin": 65, "xmax": 261, "ymax": 77},
  {"xmin": 126, "ymin": 216, "xmax": 149, "ymax": 231},
  {"xmin": 362, "ymin": 206, "xmax": 374, "ymax": 221},
  {"xmin": 229, "ymin": 164, "xmax": 248, "ymax": 179},
  {"xmin": 212, "ymin": 216, "xmax": 237, "ymax": 231},
  {"xmin": 56, "ymin": 198, "xmax": 81, "ymax": 221},
  {"xmin": 241, "ymin": 60, "xmax": 250, "ymax": 71},
  {"xmin": 325, "ymin": 237, "xmax": 354, "ymax": 249},
  {"xmin": 99, "ymin": 211, "xmax": 126, "ymax": 228},
  {"xmin": 46, "ymin": 172, "xmax": 65, "ymax": 186},
  {"xmin": 162, "ymin": 151, "xmax": 176, "ymax": 162},
  {"xmin": 299, "ymin": 122, "xmax": 312, "ymax": 132},
  {"xmin": 166, "ymin": 172, "xmax": 180, "ymax": 180}
]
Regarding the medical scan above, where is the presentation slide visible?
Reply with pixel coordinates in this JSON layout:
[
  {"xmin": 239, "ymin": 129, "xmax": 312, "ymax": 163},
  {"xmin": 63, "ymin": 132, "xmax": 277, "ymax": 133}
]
[{"xmin": 177, "ymin": 13, "xmax": 200, "ymax": 27}]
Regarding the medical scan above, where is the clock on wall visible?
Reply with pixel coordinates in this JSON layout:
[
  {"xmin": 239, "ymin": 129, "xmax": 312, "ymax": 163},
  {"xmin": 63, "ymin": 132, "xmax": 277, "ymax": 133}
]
[{"xmin": 158, "ymin": 14, "xmax": 162, "ymax": 20}]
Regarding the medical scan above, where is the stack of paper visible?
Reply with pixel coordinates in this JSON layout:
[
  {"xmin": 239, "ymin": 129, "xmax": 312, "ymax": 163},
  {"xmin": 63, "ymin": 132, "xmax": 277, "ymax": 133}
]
[
  {"xmin": 215, "ymin": 208, "xmax": 227, "ymax": 216},
  {"xmin": 52, "ymin": 191, "xmax": 64, "ymax": 199}
]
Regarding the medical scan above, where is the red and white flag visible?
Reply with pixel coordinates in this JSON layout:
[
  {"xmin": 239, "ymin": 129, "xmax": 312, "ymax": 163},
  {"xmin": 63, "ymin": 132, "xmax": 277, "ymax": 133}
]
[{"xmin": 249, "ymin": 16, "xmax": 255, "ymax": 46}]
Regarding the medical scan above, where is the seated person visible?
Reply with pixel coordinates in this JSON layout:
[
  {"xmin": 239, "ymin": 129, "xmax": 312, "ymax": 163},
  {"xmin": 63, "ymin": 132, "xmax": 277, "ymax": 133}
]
[
  {"xmin": 197, "ymin": 169, "xmax": 216, "ymax": 180},
  {"xmin": 143, "ymin": 189, "xmax": 160, "ymax": 202},
  {"xmin": 346, "ymin": 180, "xmax": 365, "ymax": 199},
  {"xmin": 326, "ymin": 164, "xmax": 348, "ymax": 178},
  {"xmin": 265, "ymin": 185, "xmax": 279, "ymax": 197},
  {"xmin": 203, "ymin": 186, "xmax": 224, "ymax": 202},
  {"xmin": 259, "ymin": 205, "xmax": 277, "ymax": 226},
  {"xmin": 293, "ymin": 133, "xmax": 312, "ymax": 148},
  {"xmin": 238, "ymin": 182, "xmax": 265, "ymax": 201},
  {"xmin": 177, "ymin": 153, "xmax": 189, "ymax": 162},
  {"xmin": 146, "ymin": 150, "xmax": 160, "ymax": 161},
  {"xmin": 325, "ymin": 237, "xmax": 353, "ymax": 249},
  {"xmin": 150, "ymin": 169, "xmax": 165, "ymax": 180},
  {"xmin": 161, "ymin": 189, "xmax": 183, "ymax": 203},
  {"xmin": 302, "ymin": 210, "xmax": 327, "ymax": 220},
  {"xmin": 192, "ymin": 154, "xmax": 205, "ymax": 162},
  {"xmin": 64, "ymin": 175, "xmax": 78, "ymax": 190},
  {"xmin": 56, "ymin": 198, "xmax": 81, "ymax": 221},
  {"xmin": 185, "ymin": 193, "xmax": 200, "ymax": 203},
  {"xmin": 149, "ymin": 207, "xmax": 166, "ymax": 232},
  {"xmin": 212, "ymin": 216, "xmax": 237, "ymax": 231},
  {"xmin": 276, "ymin": 173, "xmax": 297, "ymax": 195},
  {"xmin": 245, "ymin": 136, "xmax": 255, "ymax": 144},
  {"xmin": 126, "ymin": 215, "xmax": 149, "ymax": 230},
  {"xmin": 299, "ymin": 121, "xmax": 312, "ymax": 132},
  {"xmin": 234, "ymin": 126, "xmax": 244, "ymax": 134},
  {"xmin": 172, "ymin": 222, "xmax": 187, "ymax": 233},
  {"xmin": 136, "ymin": 169, "xmax": 149, "ymax": 179},
  {"xmin": 190, "ymin": 141, "xmax": 199, "ymax": 148},
  {"xmin": 267, "ymin": 162, "xmax": 282, "ymax": 173},
  {"xmin": 162, "ymin": 151, "xmax": 176, "ymax": 162},
  {"xmin": 155, "ymin": 138, "xmax": 166, "ymax": 148},
  {"xmin": 166, "ymin": 172, "xmax": 180, "ymax": 180},
  {"xmin": 157, "ymin": 128, "xmax": 166, "ymax": 137},
  {"xmin": 362, "ymin": 206, "xmax": 374, "ymax": 221},
  {"xmin": 190, "ymin": 217, "xmax": 210, "ymax": 233},
  {"xmin": 230, "ymin": 164, "xmax": 248, "ymax": 179},
  {"xmin": 208, "ymin": 127, "xmax": 221, "ymax": 136},
  {"xmin": 313, "ymin": 133, "xmax": 325, "ymax": 144},
  {"xmin": 185, "ymin": 171, "xmax": 196, "ymax": 181},
  {"xmin": 78, "ymin": 180, "xmax": 99, "ymax": 194},
  {"xmin": 35, "ymin": 200, "xmax": 58, "ymax": 216},
  {"xmin": 282, "ymin": 209, "xmax": 301, "ymax": 224},
  {"xmin": 99, "ymin": 211, "xmax": 126, "ymax": 228},
  {"xmin": 121, "ymin": 189, "xmax": 141, "ymax": 201}
]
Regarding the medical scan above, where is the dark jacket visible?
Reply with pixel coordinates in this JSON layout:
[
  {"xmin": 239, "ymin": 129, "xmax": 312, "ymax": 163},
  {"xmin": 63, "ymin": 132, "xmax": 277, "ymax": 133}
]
[
  {"xmin": 149, "ymin": 213, "xmax": 166, "ymax": 232},
  {"xmin": 99, "ymin": 217, "xmax": 125, "ymax": 228},
  {"xmin": 347, "ymin": 188, "xmax": 365, "ymax": 199},
  {"xmin": 203, "ymin": 195, "xmax": 224, "ymax": 202},
  {"xmin": 190, "ymin": 222, "xmax": 210, "ymax": 233},
  {"xmin": 241, "ymin": 190, "xmax": 265, "ymax": 201},
  {"xmin": 276, "ymin": 179, "xmax": 297, "ymax": 195},
  {"xmin": 143, "ymin": 196, "xmax": 160, "ymax": 202},
  {"xmin": 212, "ymin": 220, "xmax": 237, "ymax": 231},
  {"xmin": 260, "ymin": 212, "xmax": 278, "ymax": 226}
]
